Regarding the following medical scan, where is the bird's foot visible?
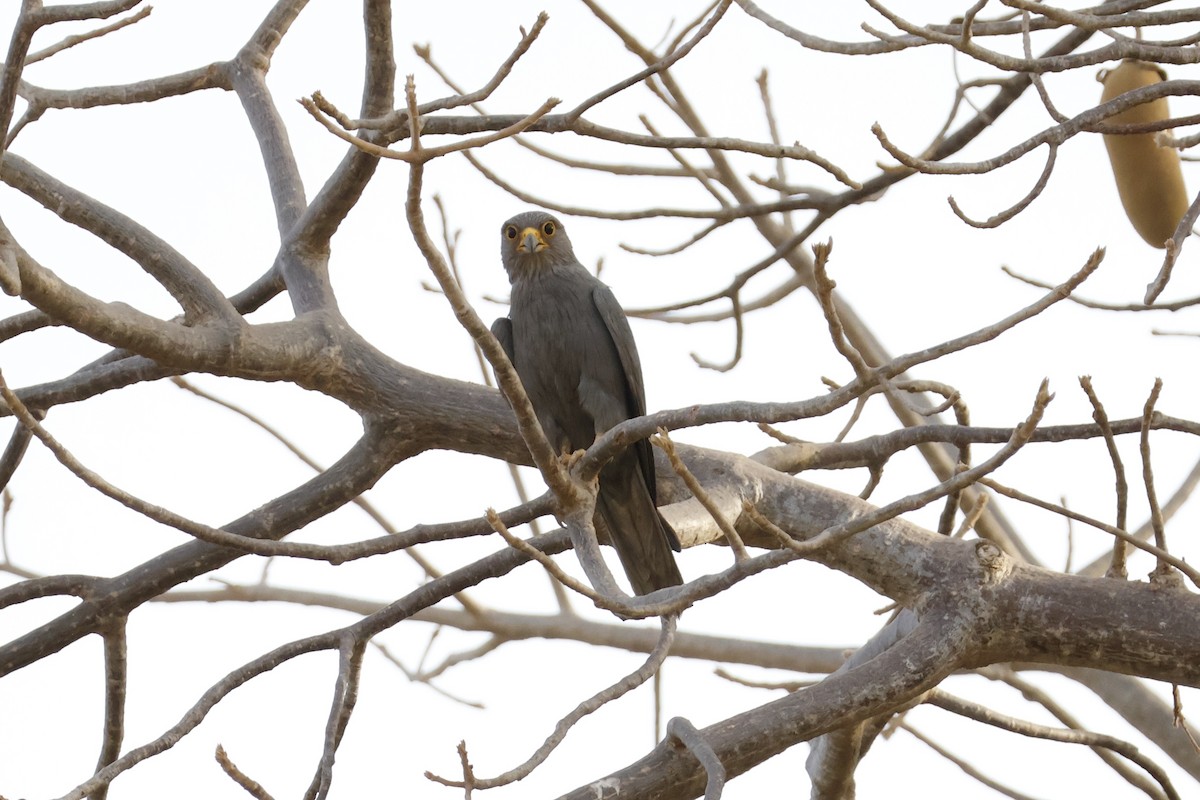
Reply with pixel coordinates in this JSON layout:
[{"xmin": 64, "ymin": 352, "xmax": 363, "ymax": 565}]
[{"xmin": 559, "ymin": 448, "xmax": 588, "ymax": 472}]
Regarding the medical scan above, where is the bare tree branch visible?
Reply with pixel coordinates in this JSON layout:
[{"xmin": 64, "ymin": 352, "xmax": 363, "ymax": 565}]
[{"xmin": 427, "ymin": 614, "xmax": 678, "ymax": 790}]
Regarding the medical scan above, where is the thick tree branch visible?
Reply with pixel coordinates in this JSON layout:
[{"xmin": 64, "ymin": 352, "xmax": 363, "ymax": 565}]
[
  {"xmin": 559, "ymin": 607, "xmax": 971, "ymax": 799},
  {"xmin": 0, "ymin": 153, "xmax": 238, "ymax": 323}
]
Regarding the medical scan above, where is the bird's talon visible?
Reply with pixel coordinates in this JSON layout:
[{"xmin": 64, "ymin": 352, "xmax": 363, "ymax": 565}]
[{"xmin": 560, "ymin": 449, "xmax": 588, "ymax": 471}]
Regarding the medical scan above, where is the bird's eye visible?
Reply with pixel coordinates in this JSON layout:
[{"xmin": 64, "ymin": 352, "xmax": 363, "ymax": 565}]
[
  {"xmin": 542, "ymin": 221, "xmax": 556, "ymax": 237},
  {"xmin": 505, "ymin": 225, "xmax": 517, "ymax": 239}
]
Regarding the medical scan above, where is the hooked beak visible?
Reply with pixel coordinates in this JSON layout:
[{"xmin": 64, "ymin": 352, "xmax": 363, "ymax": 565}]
[{"xmin": 517, "ymin": 227, "xmax": 547, "ymax": 254}]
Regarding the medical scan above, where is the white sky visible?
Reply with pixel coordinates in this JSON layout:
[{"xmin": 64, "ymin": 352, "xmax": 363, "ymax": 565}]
[{"xmin": 1, "ymin": 1, "xmax": 1198, "ymax": 798}]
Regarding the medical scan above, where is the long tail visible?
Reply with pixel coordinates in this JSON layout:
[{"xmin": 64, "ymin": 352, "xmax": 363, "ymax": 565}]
[{"xmin": 595, "ymin": 456, "xmax": 683, "ymax": 595}]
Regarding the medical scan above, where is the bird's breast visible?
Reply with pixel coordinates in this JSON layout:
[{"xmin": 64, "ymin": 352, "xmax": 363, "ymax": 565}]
[{"xmin": 509, "ymin": 273, "xmax": 620, "ymax": 449}]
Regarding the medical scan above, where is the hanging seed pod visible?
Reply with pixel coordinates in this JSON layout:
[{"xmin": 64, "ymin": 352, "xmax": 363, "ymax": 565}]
[{"xmin": 1099, "ymin": 60, "xmax": 1189, "ymax": 248}]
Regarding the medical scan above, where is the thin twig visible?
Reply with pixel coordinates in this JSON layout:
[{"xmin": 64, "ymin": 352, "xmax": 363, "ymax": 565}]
[
  {"xmin": 487, "ymin": 508, "xmax": 630, "ymax": 614},
  {"xmin": 1079, "ymin": 376, "xmax": 1129, "ymax": 578},
  {"xmin": 653, "ymin": 429, "xmax": 748, "ymax": 561},
  {"xmin": 0, "ymin": 368, "xmax": 291, "ymax": 552},
  {"xmin": 928, "ymin": 687, "xmax": 1179, "ymax": 800},
  {"xmin": 811, "ymin": 240, "xmax": 870, "ymax": 381},
  {"xmin": 898, "ymin": 721, "xmax": 1040, "ymax": 800},
  {"xmin": 948, "ymin": 143, "xmax": 1058, "ymax": 228},
  {"xmin": 1140, "ymin": 379, "xmax": 1179, "ymax": 587},
  {"xmin": 1020, "ymin": 9, "xmax": 1069, "ymax": 123},
  {"xmin": 215, "ymin": 745, "xmax": 277, "ymax": 800},
  {"xmin": 25, "ymin": 6, "xmax": 152, "ymax": 65},
  {"xmin": 372, "ymin": 640, "xmax": 486, "ymax": 708},
  {"xmin": 874, "ymin": 80, "xmax": 1200, "ymax": 181},
  {"xmin": 950, "ymin": 493, "xmax": 989, "ymax": 539},
  {"xmin": 981, "ymin": 664, "xmax": 1172, "ymax": 797},
  {"xmin": 170, "ymin": 376, "xmax": 486, "ymax": 618},
  {"xmin": 690, "ymin": 292, "xmax": 744, "ymax": 372},
  {"xmin": 667, "ymin": 717, "xmax": 726, "ymax": 799},
  {"xmin": 304, "ymin": 637, "xmax": 367, "ymax": 800},
  {"xmin": 58, "ymin": 530, "xmax": 573, "ymax": 800},
  {"xmin": 1078, "ymin": 450, "xmax": 1200, "ymax": 578},
  {"xmin": 426, "ymin": 614, "xmax": 678, "ymax": 790},
  {"xmin": 746, "ymin": 379, "xmax": 1053, "ymax": 558},
  {"xmin": 979, "ymin": 477, "xmax": 1200, "ymax": 587},
  {"xmin": 640, "ymin": 113, "xmax": 730, "ymax": 208},
  {"xmin": 301, "ymin": 92, "xmax": 561, "ymax": 162},
  {"xmin": 93, "ymin": 619, "xmax": 128, "ymax": 800},
  {"xmin": 0, "ymin": 0, "xmax": 39, "ymax": 150},
  {"xmin": 563, "ymin": 0, "xmax": 732, "ymax": 122},
  {"xmin": 756, "ymin": 68, "xmax": 792, "ymax": 230},
  {"xmin": 1145, "ymin": 187, "xmax": 1200, "ymax": 304},
  {"xmin": 1003, "ymin": 265, "xmax": 1200, "ymax": 312}
]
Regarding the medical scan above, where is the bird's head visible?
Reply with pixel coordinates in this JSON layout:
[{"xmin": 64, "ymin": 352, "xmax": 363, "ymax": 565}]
[{"xmin": 500, "ymin": 210, "xmax": 576, "ymax": 281}]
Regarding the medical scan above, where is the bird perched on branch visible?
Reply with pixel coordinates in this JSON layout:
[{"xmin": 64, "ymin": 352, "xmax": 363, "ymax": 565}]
[{"xmin": 491, "ymin": 210, "xmax": 683, "ymax": 595}]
